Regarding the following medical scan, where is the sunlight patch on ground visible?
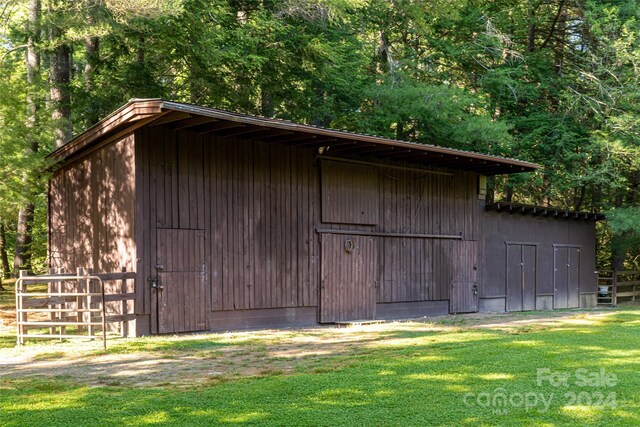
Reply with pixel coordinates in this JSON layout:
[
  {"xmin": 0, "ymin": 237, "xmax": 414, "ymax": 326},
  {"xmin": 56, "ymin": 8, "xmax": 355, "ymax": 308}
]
[
  {"xmin": 128, "ymin": 411, "xmax": 170, "ymax": 424},
  {"xmin": 219, "ymin": 411, "xmax": 268, "ymax": 423},
  {"xmin": 478, "ymin": 373, "xmax": 514, "ymax": 381},
  {"xmin": 506, "ymin": 340, "xmax": 546, "ymax": 348},
  {"xmin": 405, "ymin": 373, "xmax": 468, "ymax": 382}
]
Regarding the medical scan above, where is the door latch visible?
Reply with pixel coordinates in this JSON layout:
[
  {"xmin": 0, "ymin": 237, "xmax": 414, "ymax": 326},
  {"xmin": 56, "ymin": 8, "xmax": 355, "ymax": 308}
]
[
  {"xmin": 148, "ymin": 276, "xmax": 163, "ymax": 290},
  {"xmin": 472, "ymin": 284, "xmax": 478, "ymax": 295}
]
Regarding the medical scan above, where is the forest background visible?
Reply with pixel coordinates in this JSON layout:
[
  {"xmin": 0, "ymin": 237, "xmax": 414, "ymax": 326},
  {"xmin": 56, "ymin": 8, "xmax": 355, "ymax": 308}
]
[{"xmin": 1, "ymin": 0, "xmax": 640, "ymax": 282}]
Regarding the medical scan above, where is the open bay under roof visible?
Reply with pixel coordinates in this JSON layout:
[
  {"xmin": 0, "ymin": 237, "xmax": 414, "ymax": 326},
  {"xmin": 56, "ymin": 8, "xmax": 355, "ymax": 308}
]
[{"xmin": 49, "ymin": 98, "xmax": 540, "ymax": 175}]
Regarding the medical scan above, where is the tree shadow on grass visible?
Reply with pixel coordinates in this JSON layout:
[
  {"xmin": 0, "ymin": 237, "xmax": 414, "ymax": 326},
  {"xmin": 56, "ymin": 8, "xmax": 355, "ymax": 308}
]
[{"xmin": 1, "ymin": 309, "xmax": 639, "ymax": 426}]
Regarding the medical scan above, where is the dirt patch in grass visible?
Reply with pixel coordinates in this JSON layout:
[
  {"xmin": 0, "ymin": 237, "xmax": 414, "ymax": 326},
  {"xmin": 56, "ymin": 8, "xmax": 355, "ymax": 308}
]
[{"xmin": 0, "ymin": 307, "xmax": 627, "ymax": 389}]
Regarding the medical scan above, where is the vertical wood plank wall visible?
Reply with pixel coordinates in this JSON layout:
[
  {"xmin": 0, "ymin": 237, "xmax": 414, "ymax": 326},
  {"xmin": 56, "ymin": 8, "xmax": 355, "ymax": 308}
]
[
  {"xmin": 136, "ymin": 125, "xmax": 320, "ymax": 332},
  {"xmin": 49, "ymin": 135, "xmax": 136, "ymax": 276},
  {"xmin": 49, "ymin": 135, "xmax": 137, "ymax": 329},
  {"xmin": 481, "ymin": 213, "xmax": 597, "ymax": 312},
  {"xmin": 320, "ymin": 161, "xmax": 480, "ymax": 306}
]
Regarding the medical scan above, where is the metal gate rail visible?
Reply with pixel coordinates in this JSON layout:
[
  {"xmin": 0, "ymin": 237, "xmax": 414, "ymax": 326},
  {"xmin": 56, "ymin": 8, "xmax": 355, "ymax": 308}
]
[{"xmin": 15, "ymin": 269, "xmax": 136, "ymax": 350}]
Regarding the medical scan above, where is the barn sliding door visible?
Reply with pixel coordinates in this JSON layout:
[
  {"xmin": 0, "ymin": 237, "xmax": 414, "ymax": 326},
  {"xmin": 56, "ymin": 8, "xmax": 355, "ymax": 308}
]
[
  {"xmin": 506, "ymin": 243, "xmax": 537, "ymax": 311},
  {"xmin": 156, "ymin": 229, "xmax": 207, "ymax": 333},
  {"xmin": 554, "ymin": 245, "xmax": 581, "ymax": 309},
  {"xmin": 320, "ymin": 234, "xmax": 378, "ymax": 322}
]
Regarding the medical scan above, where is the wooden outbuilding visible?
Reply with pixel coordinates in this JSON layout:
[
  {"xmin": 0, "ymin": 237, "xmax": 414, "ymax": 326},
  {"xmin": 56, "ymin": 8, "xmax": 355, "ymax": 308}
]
[{"xmin": 47, "ymin": 99, "xmax": 600, "ymax": 336}]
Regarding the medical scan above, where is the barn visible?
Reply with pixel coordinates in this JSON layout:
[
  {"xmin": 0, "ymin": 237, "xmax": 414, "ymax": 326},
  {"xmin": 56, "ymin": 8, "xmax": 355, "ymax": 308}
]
[{"xmin": 47, "ymin": 99, "xmax": 601, "ymax": 336}]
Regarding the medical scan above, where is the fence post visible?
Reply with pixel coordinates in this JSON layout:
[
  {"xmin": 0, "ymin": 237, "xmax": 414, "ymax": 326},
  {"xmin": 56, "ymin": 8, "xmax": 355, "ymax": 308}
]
[
  {"xmin": 57, "ymin": 267, "xmax": 65, "ymax": 339},
  {"xmin": 87, "ymin": 267, "xmax": 95, "ymax": 338},
  {"xmin": 15, "ymin": 271, "xmax": 21, "ymax": 346},
  {"xmin": 121, "ymin": 266, "xmax": 128, "ymax": 338},
  {"xmin": 16, "ymin": 270, "xmax": 28, "ymax": 345},
  {"xmin": 76, "ymin": 267, "xmax": 85, "ymax": 334},
  {"xmin": 612, "ymin": 270, "xmax": 618, "ymax": 306},
  {"xmin": 48, "ymin": 268, "xmax": 55, "ymax": 335}
]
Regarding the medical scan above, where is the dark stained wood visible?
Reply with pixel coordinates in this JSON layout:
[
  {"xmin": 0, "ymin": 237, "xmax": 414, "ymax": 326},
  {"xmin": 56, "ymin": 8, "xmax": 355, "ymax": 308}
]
[
  {"xmin": 49, "ymin": 134, "xmax": 136, "ymax": 280},
  {"xmin": 568, "ymin": 247, "xmax": 581, "ymax": 308},
  {"xmin": 450, "ymin": 240, "xmax": 478, "ymax": 313},
  {"xmin": 552, "ymin": 245, "xmax": 581, "ymax": 309},
  {"xmin": 320, "ymin": 234, "xmax": 378, "ymax": 322},
  {"xmin": 156, "ymin": 229, "xmax": 207, "ymax": 333},
  {"xmin": 506, "ymin": 243, "xmax": 537, "ymax": 311},
  {"xmin": 523, "ymin": 245, "xmax": 537, "ymax": 310},
  {"xmin": 321, "ymin": 160, "xmax": 379, "ymax": 225}
]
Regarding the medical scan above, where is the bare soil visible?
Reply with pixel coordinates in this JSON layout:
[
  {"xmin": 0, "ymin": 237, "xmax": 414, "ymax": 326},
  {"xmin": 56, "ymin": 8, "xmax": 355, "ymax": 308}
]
[{"xmin": 0, "ymin": 307, "xmax": 620, "ymax": 389}]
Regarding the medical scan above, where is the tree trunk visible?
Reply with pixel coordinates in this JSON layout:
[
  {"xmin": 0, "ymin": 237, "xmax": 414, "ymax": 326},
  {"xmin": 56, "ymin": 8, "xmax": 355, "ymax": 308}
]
[
  {"xmin": 554, "ymin": 3, "xmax": 567, "ymax": 76},
  {"xmin": 14, "ymin": 204, "xmax": 35, "ymax": 273},
  {"xmin": 50, "ymin": 42, "xmax": 72, "ymax": 147},
  {"xmin": 0, "ymin": 222, "xmax": 9, "ymax": 284},
  {"xmin": 376, "ymin": 31, "xmax": 391, "ymax": 75},
  {"xmin": 14, "ymin": 0, "xmax": 41, "ymax": 274},
  {"xmin": 527, "ymin": 22, "xmax": 536, "ymax": 52},
  {"xmin": 49, "ymin": 1, "xmax": 72, "ymax": 148},
  {"xmin": 502, "ymin": 180, "xmax": 513, "ymax": 202},
  {"xmin": 612, "ymin": 242, "xmax": 626, "ymax": 272},
  {"xmin": 541, "ymin": 174, "xmax": 552, "ymax": 207},
  {"xmin": 261, "ymin": 86, "xmax": 274, "ymax": 117},
  {"xmin": 84, "ymin": 34, "xmax": 100, "ymax": 126}
]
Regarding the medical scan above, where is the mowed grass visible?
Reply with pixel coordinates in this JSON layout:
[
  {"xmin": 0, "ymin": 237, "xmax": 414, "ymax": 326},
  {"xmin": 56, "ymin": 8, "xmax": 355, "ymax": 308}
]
[{"xmin": 0, "ymin": 306, "xmax": 638, "ymax": 426}]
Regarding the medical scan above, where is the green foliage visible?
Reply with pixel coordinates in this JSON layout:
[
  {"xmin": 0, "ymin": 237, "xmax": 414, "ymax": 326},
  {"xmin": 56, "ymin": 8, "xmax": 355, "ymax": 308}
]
[
  {"xmin": 2, "ymin": 0, "xmax": 640, "ymax": 267},
  {"xmin": 339, "ymin": 81, "xmax": 512, "ymax": 153}
]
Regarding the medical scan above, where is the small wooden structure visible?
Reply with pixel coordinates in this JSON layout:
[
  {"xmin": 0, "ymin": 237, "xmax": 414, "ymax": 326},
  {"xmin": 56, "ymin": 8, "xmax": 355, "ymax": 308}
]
[
  {"xmin": 46, "ymin": 99, "xmax": 600, "ymax": 335},
  {"xmin": 482, "ymin": 203, "xmax": 602, "ymax": 312}
]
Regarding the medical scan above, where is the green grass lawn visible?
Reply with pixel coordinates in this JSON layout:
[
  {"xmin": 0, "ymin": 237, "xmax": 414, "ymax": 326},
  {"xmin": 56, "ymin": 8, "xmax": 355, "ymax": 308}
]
[{"xmin": 0, "ymin": 305, "xmax": 638, "ymax": 426}]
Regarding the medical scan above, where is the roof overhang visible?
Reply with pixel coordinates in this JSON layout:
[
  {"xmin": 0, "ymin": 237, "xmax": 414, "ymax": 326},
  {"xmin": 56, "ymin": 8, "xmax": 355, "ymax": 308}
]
[
  {"xmin": 48, "ymin": 98, "xmax": 540, "ymax": 175},
  {"xmin": 486, "ymin": 202, "xmax": 604, "ymax": 221}
]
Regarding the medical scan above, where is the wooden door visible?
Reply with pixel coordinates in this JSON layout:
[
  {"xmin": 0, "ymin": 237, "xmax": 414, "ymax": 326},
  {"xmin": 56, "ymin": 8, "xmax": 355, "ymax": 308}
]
[
  {"xmin": 156, "ymin": 229, "xmax": 207, "ymax": 333},
  {"xmin": 567, "ymin": 247, "xmax": 581, "ymax": 308},
  {"xmin": 506, "ymin": 243, "xmax": 537, "ymax": 312},
  {"xmin": 320, "ymin": 234, "xmax": 378, "ymax": 322},
  {"xmin": 554, "ymin": 245, "xmax": 580, "ymax": 309},
  {"xmin": 506, "ymin": 244, "xmax": 523, "ymax": 311},
  {"xmin": 450, "ymin": 241, "xmax": 479, "ymax": 313},
  {"xmin": 522, "ymin": 245, "xmax": 537, "ymax": 310}
]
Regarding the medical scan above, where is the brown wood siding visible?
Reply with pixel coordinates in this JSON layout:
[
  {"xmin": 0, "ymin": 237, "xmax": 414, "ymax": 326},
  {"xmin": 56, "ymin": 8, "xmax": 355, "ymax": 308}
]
[
  {"xmin": 137, "ymin": 126, "xmax": 320, "ymax": 333},
  {"xmin": 320, "ymin": 234, "xmax": 378, "ymax": 322},
  {"xmin": 156, "ymin": 228, "xmax": 207, "ymax": 333},
  {"xmin": 378, "ymin": 238, "xmax": 455, "ymax": 303},
  {"xmin": 206, "ymin": 134, "xmax": 319, "ymax": 311},
  {"xmin": 49, "ymin": 135, "xmax": 136, "ymax": 275},
  {"xmin": 482, "ymin": 211, "xmax": 597, "ymax": 312},
  {"xmin": 49, "ymin": 135, "xmax": 137, "ymax": 323},
  {"xmin": 208, "ymin": 133, "xmax": 320, "ymax": 311},
  {"xmin": 506, "ymin": 243, "xmax": 537, "ymax": 312},
  {"xmin": 553, "ymin": 245, "xmax": 581, "ymax": 309},
  {"xmin": 321, "ymin": 161, "xmax": 379, "ymax": 225},
  {"xmin": 321, "ymin": 160, "xmax": 480, "ymax": 308},
  {"xmin": 450, "ymin": 240, "xmax": 479, "ymax": 313}
]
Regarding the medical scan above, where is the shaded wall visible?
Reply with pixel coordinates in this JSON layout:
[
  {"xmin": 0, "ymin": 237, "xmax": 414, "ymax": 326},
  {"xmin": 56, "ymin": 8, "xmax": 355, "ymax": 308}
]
[
  {"xmin": 48, "ymin": 135, "xmax": 137, "ymax": 333},
  {"xmin": 49, "ymin": 135, "xmax": 136, "ymax": 274},
  {"xmin": 481, "ymin": 211, "xmax": 598, "ymax": 312},
  {"xmin": 136, "ymin": 125, "xmax": 483, "ymax": 332},
  {"xmin": 135, "ymin": 126, "xmax": 320, "ymax": 333},
  {"xmin": 319, "ymin": 160, "xmax": 480, "ymax": 317}
]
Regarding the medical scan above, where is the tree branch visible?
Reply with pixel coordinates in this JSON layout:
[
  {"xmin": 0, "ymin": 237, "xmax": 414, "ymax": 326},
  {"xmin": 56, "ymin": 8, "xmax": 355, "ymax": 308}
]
[
  {"xmin": 540, "ymin": 0, "xmax": 566, "ymax": 49},
  {"xmin": 1, "ymin": 44, "xmax": 28, "ymax": 63}
]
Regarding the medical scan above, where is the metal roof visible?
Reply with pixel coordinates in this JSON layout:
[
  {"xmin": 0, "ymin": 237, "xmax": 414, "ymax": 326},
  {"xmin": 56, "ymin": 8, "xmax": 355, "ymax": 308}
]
[
  {"xmin": 485, "ymin": 202, "xmax": 604, "ymax": 221},
  {"xmin": 48, "ymin": 98, "xmax": 540, "ymax": 175}
]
